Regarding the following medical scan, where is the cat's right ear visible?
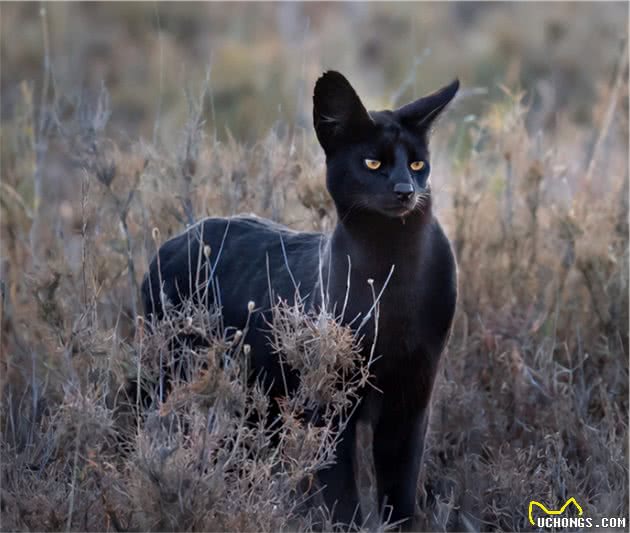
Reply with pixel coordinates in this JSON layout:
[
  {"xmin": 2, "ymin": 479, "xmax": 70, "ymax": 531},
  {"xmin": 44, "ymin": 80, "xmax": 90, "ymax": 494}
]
[
  {"xmin": 313, "ymin": 71, "xmax": 374, "ymax": 155},
  {"xmin": 395, "ymin": 79, "xmax": 460, "ymax": 134}
]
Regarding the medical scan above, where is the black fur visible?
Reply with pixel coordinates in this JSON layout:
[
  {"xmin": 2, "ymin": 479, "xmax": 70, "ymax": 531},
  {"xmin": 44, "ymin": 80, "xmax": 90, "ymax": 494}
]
[{"xmin": 142, "ymin": 71, "xmax": 459, "ymax": 528}]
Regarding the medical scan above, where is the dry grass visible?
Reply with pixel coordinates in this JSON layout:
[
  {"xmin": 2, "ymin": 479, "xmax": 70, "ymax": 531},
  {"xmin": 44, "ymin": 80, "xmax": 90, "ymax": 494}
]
[{"xmin": 1, "ymin": 3, "xmax": 628, "ymax": 532}]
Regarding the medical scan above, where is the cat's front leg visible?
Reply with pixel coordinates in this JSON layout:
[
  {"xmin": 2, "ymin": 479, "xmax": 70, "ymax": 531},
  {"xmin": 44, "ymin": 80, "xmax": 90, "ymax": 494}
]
[
  {"xmin": 372, "ymin": 408, "xmax": 429, "ymax": 530},
  {"xmin": 317, "ymin": 416, "xmax": 361, "ymax": 527}
]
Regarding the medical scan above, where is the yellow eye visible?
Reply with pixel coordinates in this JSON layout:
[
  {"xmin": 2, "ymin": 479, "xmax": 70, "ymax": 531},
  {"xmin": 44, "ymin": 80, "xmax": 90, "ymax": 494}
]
[
  {"xmin": 410, "ymin": 161, "xmax": 425, "ymax": 171},
  {"xmin": 365, "ymin": 159, "xmax": 381, "ymax": 170}
]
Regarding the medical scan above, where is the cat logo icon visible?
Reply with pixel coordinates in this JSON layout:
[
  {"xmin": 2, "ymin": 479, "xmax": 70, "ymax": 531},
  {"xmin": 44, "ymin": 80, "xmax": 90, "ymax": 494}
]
[{"xmin": 528, "ymin": 497, "xmax": 583, "ymax": 525}]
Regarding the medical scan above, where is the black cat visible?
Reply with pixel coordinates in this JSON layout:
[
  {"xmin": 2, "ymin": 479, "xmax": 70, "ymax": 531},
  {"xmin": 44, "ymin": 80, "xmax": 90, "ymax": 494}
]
[{"xmin": 141, "ymin": 71, "xmax": 459, "ymax": 529}]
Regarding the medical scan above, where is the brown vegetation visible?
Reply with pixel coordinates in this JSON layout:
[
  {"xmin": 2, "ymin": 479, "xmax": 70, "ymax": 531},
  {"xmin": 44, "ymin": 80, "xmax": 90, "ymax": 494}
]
[{"xmin": 1, "ymin": 3, "xmax": 628, "ymax": 531}]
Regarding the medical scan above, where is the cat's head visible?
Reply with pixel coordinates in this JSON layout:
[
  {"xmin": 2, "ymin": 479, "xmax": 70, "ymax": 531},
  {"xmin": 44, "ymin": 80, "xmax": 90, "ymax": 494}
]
[{"xmin": 313, "ymin": 71, "xmax": 458, "ymax": 220}]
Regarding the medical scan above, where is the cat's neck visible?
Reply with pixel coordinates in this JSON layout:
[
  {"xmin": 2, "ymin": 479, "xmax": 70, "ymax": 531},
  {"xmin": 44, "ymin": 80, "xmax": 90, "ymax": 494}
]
[{"xmin": 329, "ymin": 202, "xmax": 433, "ymax": 278}]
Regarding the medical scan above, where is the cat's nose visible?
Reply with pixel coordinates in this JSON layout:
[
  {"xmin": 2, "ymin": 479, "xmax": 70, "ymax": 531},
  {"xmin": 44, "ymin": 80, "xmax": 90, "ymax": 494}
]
[{"xmin": 393, "ymin": 182, "xmax": 415, "ymax": 202}]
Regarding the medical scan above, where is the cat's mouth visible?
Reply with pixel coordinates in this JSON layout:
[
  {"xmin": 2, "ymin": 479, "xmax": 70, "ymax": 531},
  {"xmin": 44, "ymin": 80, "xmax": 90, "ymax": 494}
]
[
  {"xmin": 377, "ymin": 196, "xmax": 419, "ymax": 217},
  {"xmin": 351, "ymin": 193, "xmax": 429, "ymax": 219}
]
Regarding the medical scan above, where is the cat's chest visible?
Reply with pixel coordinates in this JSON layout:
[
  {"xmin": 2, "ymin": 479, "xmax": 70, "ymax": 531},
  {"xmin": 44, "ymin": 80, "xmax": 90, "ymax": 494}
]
[
  {"xmin": 346, "ymin": 280, "xmax": 429, "ymax": 355},
  {"xmin": 378, "ymin": 289, "xmax": 427, "ymax": 349}
]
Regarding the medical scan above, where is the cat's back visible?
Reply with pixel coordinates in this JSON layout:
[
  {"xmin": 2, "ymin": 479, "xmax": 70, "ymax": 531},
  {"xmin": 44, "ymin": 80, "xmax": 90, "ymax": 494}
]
[{"xmin": 142, "ymin": 214, "xmax": 325, "ymax": 323}]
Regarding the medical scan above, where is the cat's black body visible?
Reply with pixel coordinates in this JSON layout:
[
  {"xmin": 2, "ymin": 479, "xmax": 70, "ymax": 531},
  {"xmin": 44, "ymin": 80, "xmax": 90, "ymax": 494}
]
[{"xmin": 142, "ymin": 71, "xmax": 459, "ymax": 528}]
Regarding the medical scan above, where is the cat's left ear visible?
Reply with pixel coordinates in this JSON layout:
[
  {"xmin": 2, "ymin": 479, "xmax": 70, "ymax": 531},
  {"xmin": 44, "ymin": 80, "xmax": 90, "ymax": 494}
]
[
  {"xmin": 395, "ymin": 79, "xmax": 460, "ymax": 133},
  {"xmin": 313, "ymin": 71, "xmax": 375, "ymax": 155}
]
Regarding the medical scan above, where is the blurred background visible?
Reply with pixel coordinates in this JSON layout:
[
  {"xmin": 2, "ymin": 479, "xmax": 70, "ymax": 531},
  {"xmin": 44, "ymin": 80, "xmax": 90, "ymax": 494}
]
[
  {"xmin": 1, "ymin": 3, "xmax": 628, "ymax": 531},
  {"xmin": 2, "ymin": 2, "xmax": 628, "ymax": 238},
  {"xmin": 3, "ymin": 2, "xmax": 627, "ymax": 138}
]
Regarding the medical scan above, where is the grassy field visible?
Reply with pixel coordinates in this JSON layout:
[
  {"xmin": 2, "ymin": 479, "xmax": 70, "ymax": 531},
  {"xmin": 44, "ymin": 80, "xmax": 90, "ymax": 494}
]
[{"xmin": 1, "ymin": 3, "xmax": 628, "ymax": 531}]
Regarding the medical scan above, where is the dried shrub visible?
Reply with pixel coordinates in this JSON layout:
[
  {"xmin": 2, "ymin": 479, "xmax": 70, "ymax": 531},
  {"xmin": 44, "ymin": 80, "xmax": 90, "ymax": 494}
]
[{"xmin": 1, "ymin": 4, "xmax": 627, "ymax": 531}]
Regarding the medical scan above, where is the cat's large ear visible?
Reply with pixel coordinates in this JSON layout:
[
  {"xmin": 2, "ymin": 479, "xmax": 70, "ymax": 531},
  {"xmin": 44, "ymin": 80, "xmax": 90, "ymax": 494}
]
[
  {"xmin": 395, "ymin": 79, "xmax": 460, "ymax": 134},
  {"xmin": 313, "ymin": 71, "xmax": 375, "ymax": 155}
]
